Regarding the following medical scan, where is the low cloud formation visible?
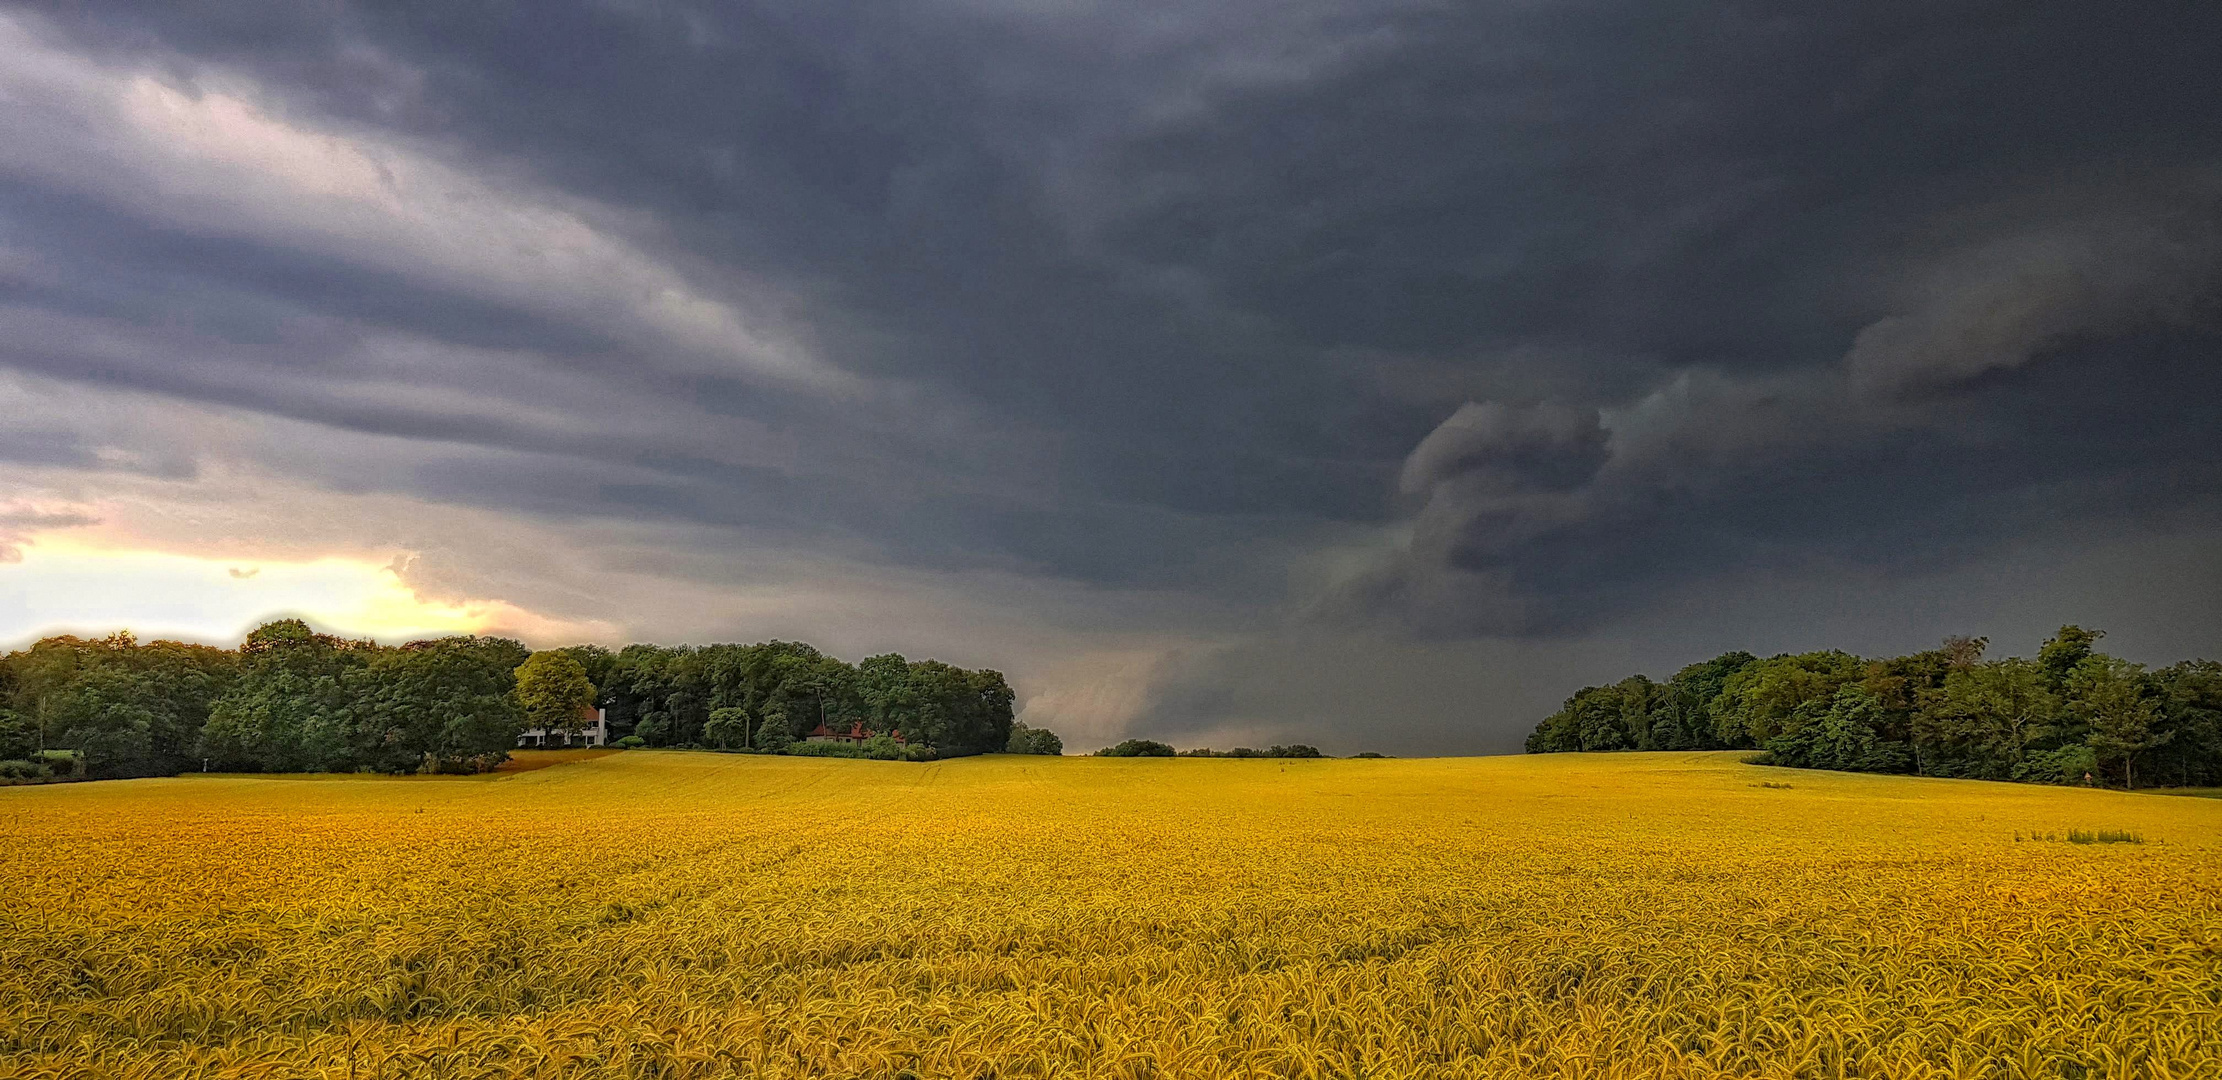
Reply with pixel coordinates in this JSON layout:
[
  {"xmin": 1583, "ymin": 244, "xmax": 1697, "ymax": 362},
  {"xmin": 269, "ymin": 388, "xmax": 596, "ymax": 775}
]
[
  {"xmin": 0, "ymin": 13, "xmax": 831, "ymax": 387},
  {"xmin": 1847, "ymin": 178, "xmax": 2222, "ymax": 397},
  {"xmin": 0, "ymin": 504, "xmax": 100, "ymax": 563}
]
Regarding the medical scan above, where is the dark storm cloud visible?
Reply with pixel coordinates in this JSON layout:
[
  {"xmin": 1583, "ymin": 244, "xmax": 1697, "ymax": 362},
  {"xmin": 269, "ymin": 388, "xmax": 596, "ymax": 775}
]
[{"xmin": 2, "ymin": 0, "xmax": 2219, "ymax": 681}]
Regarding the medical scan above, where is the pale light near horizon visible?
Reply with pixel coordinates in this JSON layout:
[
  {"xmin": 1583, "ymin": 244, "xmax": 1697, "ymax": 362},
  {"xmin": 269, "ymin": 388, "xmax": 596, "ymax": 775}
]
[{"xmin": 0, "ymin": 537, "xmax": 532, "ymax": 647}]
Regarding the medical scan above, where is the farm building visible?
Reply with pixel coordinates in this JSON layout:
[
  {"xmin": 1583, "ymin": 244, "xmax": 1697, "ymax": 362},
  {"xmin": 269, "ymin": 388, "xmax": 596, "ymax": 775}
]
[
  {"xmin": 518, "ymin": 705, "xmax": 608, "ymax": 748},
  {"xmin": 805, "ymin": 720, "xmax": 906, "ymax": 746}
]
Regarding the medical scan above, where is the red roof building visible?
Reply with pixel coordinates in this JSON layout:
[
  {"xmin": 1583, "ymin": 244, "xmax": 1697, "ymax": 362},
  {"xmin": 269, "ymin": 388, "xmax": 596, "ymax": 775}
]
[{"xmin": 805, "ymin": 720, "xmax": 873, "ymax": 745}]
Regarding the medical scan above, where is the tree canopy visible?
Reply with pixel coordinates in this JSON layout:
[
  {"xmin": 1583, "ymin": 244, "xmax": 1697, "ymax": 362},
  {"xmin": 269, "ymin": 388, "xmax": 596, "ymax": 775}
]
[
  {"xmin": 515, "ymin": 651, "xmax": 597, "ymax": 736},
  {"xmin": 1527, "ymin": 626, "xmax": 2222, "ymax": 789},
  {"xmin": 2, "ymin": 620, "xmax": 1040, "ymax": 780}
]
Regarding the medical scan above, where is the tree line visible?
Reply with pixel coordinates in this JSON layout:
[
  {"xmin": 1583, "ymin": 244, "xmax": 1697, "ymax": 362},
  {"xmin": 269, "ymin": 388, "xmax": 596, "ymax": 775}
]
[
  {"xmin": 1524, "ymin": 626, "xmax": 2222, "ymax": 788},
  {"xmin": 537, "ymin": 640, "xmax": 1022, "ymax": 757},
  {"xmin": 1095, "ymin": 739, "xmax": 1327, "ymax": 758},
  {"xmin": 0, "ymin": 620, "xmax": 1042, "ymax": 781}
]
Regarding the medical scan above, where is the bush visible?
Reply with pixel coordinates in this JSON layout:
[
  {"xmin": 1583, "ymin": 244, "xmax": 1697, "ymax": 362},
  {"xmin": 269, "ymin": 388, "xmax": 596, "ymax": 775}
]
[
  {"xmin": 613, "ymin": 735, "xmax": 646, "ymax": 749},
  {"xmin": 784, "ymin": 740, "xmax": 867, "ymax": 759},
  {"xmin": 2015, "ymin": 744, "xmax": 2100, "ymax": 785},
  {"xmin": 754, "ymin": 722, "xmax": 795, "ymax": 754},
  {"xmin": 1097, "ymin": 739, "xmax": 1176, "ymax": 757},
  {"xmin": 36, "ymin": 750, "xmax": 83, "ymax": 778},
  {"xmin": 2066, "ymin": 829, "xmax": 2142, "ymax": 844},
  {"xmin": 0, "ymin": 759, "xmax": 49, "ymax": 781},
  {"xmin": 422, "ymin": 751, "xmax": 506, "ymax": 775},
  {"xmin": 781, "ymin": 738, "xmax": 934, "ymax": 761}
]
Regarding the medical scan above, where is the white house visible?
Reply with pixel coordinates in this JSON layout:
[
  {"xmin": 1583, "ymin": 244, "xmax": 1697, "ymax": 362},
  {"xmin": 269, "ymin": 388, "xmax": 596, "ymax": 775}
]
[{"xmin": 518, "ymin": 705, "xmax": 608, "ymax": 748}]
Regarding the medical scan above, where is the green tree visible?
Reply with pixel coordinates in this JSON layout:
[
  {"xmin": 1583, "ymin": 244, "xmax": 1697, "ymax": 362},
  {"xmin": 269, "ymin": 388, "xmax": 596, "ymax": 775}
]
[
  {"xmin": 552, "ymin": 644, "xmax": 618, "ymax": 695},
  {"xmin": 1710, "ymin": 651, "xmax": 1863, "ymax": 746},
  {"xmin": 753, "ymin": 708, "xmax": 794, "ymax": 753},
  {"xmin": 1006, "ymin": 722, "xmax": 1063, "ymax": 755},
  {"xmin": 43, "ymin": 665, "xmax": 166, "ymax": 779},
  {"xmin": 0, "ymin": 708, "xmax": 33, "ymax": 760},
  {"xmin": 16, "ymin": 631, "xmax": 237, "ymax": 777},
  {"xmin": 1654, "ymin": 652, "xmax": 1756, "ymax": 750},
  {"xmin": 201, "ymin": 620, "xmax": 375, "ymax": 772},
  {"xmin": 704, "ymin": 707, "xmax": 752, "ymax": 749},
  {"xmin": 858, "ymin": 653, "xmax": 915, "ymax": 732},
  {"xmin": 2068, "ymin": 656, "xmax": 2165, "ymax": 789},
  {"xmin": 1763, "ymin": 686, "xmax": 1907, "ymax": 773},
  {"xmin": 1097, "ymin": 739, "xmax": 1175, "ymax": 757},
  {"xmin": 2148, "ymin": 661, "xmax": 2222, "ymax": 787},
  {"xmin": 2038, "ymin": 625, "xmax": 2104, "ymax": 689},
  {"xmin": 515, "ymin": 651, "xmax": 597, "ymax": 740},
  {"xmin": 1930, "ymin": 658, "xmax": 2057, "ymax": 779},
  {"xmin": 353, "ymin": 637, "xmax": 529, "ymax": 773},
  {"xmin": 1526, "ymin": 680, "xmax": 1648, "ymax": 752}
]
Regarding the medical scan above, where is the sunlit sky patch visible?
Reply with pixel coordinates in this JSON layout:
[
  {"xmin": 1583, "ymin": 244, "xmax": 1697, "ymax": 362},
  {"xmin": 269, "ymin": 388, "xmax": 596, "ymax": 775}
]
[{"xmin": 0, "ymin": 536, "xmax": 525, "ymax": 647}]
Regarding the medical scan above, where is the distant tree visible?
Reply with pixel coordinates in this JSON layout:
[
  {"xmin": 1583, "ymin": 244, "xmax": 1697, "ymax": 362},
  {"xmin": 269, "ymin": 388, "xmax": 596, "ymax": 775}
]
[
  {"xmin": 551, "ymin": 644, "xmax": 618, "ymax": 697},
  {"xmin": 1097, "ymin": 739, "xmax": 1176, "ymax": 757},
  {"xmin": 857, "ymin": 653, "xmax": 915, "ymax": 732},
  {"xmin": 515, "ymin": 651, "xmax": 597, "ymax": 739},
  {"xmin": 42, "ymin": 665, "xmax": 168, "ymax": 779},
  {"xmin": 1652, "ymin": 652, "xmax": 1756, "ymax": 750},
  {"xmin": 4, "ymin": 625, "xmax": 1023, "ymax": 778},
  {"xmin": 1005, "ymin": 722, "xmax": 1063, "ymax": 755},
  {"xmin": 2038, "ymin": 626, "xmax": 2104, "ymax": 690},
  {"xmin": 1710, "ymin": 651, "xmax": 1863, "ymax": 746},
  {"xmin": 201, "ymin": 621, "xmax": 371, "ymax": 772},
  {"xmin": 1524, "ymin": 699, "xmax": 1580, "ymax": 753},
  {"xmin": 753, "ymin": 714, "xmax": 794, "ymax": 753},
  {"xmin": 1762, "ymin": 686, "xmax": 1907, "ymax": 773},
  {"xmin": 1268, "ymin": 744, "xmax": 1324, "ymax": 758},
  {"xmin": 2147, "ymin": 661, "xmax": 2222, "ymax": 787},
  {"xmin": 1528, "ymin": 678, "xmax": 1659, "ymax": 753},
  {"xmin": 356, "ymin": 637, "xmax": 529, "ymax": 773},
  {"xmin": 0, "ymin": 708, "xmax": 33, "ymax": 760},
  {"xmin": 1862, "ymin": 637, "xmax": 1985, "ymax": 769},
  {"xmin": 895, "ymin": 661, "xmax": 1016, "ymax": 756},
  {"xmin": 1928, "ymin": 658, "xmax": 2057, "ymax": 779},
  {"xmin": 704, "ymin": 707, "xmax": 752, "ymax": 749},
  {"xmin": 2069, "ymin": 655, "xmax": 2166, "ymax": 789},
  {"xmin": 26, "ymin": 634, "xmax": 237, "ymax": 778}
]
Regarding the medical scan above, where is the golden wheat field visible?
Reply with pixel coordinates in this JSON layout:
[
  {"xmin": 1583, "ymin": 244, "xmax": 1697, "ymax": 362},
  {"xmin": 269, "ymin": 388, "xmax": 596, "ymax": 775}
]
[{"xmin": 3, "ymin": 751, "xmax": 2219, "ymax": 1080}]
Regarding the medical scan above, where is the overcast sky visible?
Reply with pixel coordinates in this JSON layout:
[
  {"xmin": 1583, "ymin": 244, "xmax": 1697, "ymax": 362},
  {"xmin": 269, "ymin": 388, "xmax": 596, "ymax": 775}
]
[{"xmin": 2, "ymin": 1, "xmax": 2217, "ymax": 753}]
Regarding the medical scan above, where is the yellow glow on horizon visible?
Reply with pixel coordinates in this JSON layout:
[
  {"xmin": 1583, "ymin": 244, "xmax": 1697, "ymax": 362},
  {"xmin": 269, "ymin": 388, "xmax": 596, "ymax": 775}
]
[{"xmin": 0, "ymin": 538, "xmax": 514, "ymax": 647}]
